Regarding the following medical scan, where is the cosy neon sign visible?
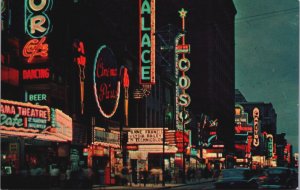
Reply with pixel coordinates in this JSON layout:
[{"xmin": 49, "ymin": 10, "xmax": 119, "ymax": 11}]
[
  {"xmin": 23, "ymin": 0, "xmax": 52, "ymax": 63},
  {"xmin": 253, "ymin": 107, "xmax": 260, "ymax": 147},
  {"xmin": 139, "ymin": 0, "xmax": 155, "ymax": 84},
  {"xmin": 93, "ymin": 45, "xmax": 120, "ymax": 118},
  {"xmin": 0, "ymin": 99, "xmax": 50, "ymax": 130},
  {"xmin": 175, "ymin": 9, "xmax": 191, "ymax": 130}
]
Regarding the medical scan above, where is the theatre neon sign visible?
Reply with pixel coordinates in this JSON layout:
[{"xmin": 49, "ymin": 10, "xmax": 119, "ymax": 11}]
[
  {"xmin": 23, "ymin": 0, "xmax": 53, "ymax": 63},
  {"xmin": 0, "ymin": 99, "xmax": 50, "ymax": 131},
  {"xmin": 139, "ymin": 0, "xmax": 155, "ymax": 85}
]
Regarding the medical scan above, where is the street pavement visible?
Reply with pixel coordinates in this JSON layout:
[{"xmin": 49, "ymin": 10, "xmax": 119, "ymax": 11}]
[{"xmin": 93, "ymin": 178, "xmax": 215, "ymax": 190}]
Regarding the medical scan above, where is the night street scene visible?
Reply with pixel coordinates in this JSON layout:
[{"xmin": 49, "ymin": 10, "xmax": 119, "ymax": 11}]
[{"xmin": 0, "ymin": 0, "xmax": 299, "ymax": 189}]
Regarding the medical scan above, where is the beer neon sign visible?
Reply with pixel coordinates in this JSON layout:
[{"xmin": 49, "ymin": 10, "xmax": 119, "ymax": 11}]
[
  {"xmin": 253, "ymin": 107, "xmax": 260, "ymax": 147},
  {"xmin": 93, "ymin": 45, "xmax": 120, "ymax": 118},
  {"xmin": 139, "ymin": 0, "xmax": 155, "ymax": 84}
]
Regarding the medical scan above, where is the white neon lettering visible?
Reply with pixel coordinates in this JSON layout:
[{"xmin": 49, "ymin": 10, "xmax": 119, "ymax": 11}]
[
  {"xmin": 30, "ymin": 15, "xmax": 47, "ymax": 34},
  {"xmin": 29, "ymin": 0, "xmax": 47, "ymax": 11}
]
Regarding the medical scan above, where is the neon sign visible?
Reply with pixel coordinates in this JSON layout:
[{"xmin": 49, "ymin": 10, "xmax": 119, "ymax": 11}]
[
  {"xmin": 22, "ymin": 37, "xmax": 49, "ymax": 63},
  {"xmin": 23, "ymin": 0, "xmax": 52, "ymax": 63},
  {"xmin": 0, "ymin": 99, "xmax": 50, "ymax": 131},
  {"xmin": 139, "ymin": 0, "xmax": 155, "ymax": 84},
  {"xmin": 73, "ymin": 40, "xmax": 87, "ymax": 114},
  {"xmin": 253, "ymin": 107, "xmax": 260, "ymax": 147},
  {"xmin": 22, "ymin": 68, "xmax": 50, "ymax": 80},
  {"xmin": 24, "ymin": 0, "xmax": 53, "ymax": 38},
  {"xmin": 51, "ymin": 108, "xmax": 72, "ymax": 141},
  {"xmin": 93, "ymin": 45, "xmax": 120, "ymax": 118},
  {"xmin": 175, "ymin": 9, "xmax": 191, "ymax": 130},
  {"xmin": 266, "ymin": 134, "xmax": 273, "ymax": 158}
]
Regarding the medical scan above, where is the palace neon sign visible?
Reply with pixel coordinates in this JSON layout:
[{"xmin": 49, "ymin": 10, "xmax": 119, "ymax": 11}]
[
  {"xmin": 139, "ymin": 0, "xmax": 155, "ymax": 84},
  {"xmin": 253, "ymin": 107, "xmax": 260, "ymax": 147},
  {"xmin": 23, "ymin": 0, "xmax": 52, "ymax": 63},
  {"xmin": 93, "ymin": 45, "xmax": 120, "ymax": 118}
]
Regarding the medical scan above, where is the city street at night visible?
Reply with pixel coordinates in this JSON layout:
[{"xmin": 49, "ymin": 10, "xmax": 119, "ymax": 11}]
[{"xmin": 1, "ymin": 0, "xmax": 298, "ymax": 189}]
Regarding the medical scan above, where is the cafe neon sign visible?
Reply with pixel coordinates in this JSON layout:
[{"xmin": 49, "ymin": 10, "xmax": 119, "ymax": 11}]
[
  {"xmin": 139, "ymin": 0, "xmax": 156, "ymax": 85},
  {"xmin": 23, "ymin": 0, "xmax": 53, "ymax": 63},
  {"xmin": 93, "ymin": 45, "xmax": 120, "ymax": 118}
]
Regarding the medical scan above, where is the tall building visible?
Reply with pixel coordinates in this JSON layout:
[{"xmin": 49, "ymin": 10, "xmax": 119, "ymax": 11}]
[{"xmin": 157, "ymin": 0, "xmax": 237, "ymax": 153}]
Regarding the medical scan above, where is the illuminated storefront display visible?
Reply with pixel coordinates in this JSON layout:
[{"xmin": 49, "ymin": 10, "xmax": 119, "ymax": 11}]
[
  {"xmin": 175, "ymin": 9, "xmax": 191, "ymax": 130},
  {"xmin": 0, "ymin": 99, "xmax": 50, "ymax": 131},
  {"xmin": 128, "ymin": 128, "xmax": 163, "ymax": 144},
  {"xmin": 93, "ymin": 45, "xmax": 120, "ymax": 118},
  {"xmin": 139, "ymin": 0, "xmax": 155, "ymax": 85},
  {"xmin": 93, "ymin": 127, "xmax": 120, "ymax": 148},
  {"xmin": 23, "ymin": 0, "xmax": 53, "ymax": 63},
  {"xmin": 253, "ymin": 107, "xmax": 260, "ymax": 147},
  {"xmin": 50, "ymin": 108, "xmax": 72, "ymax": 141},
  {"xmin": 73, "ymin": 40, "xmax": 87, "ymax": 114}
]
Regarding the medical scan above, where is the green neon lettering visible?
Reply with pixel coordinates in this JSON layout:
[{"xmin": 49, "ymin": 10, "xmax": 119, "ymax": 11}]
[
  {"xmin": 141, "ymin": 33, "xmax": 151, "ymax": 47},
  {"xmin": 141, "ymin": 50, "xmax": 150, "ymax": 63},
  {"xmin": 142, "ymin": 66, "xmax": 150, "ymax": 80},
  {"xmin": 0, "ymin": 114, "xmax": 23, "ymax": 127},
  {"xmin": 141, "ymin": 0, "xmax": 150, "ymax": 14},
  {"xmin": 141, "ymin": 17, "xmax": 150, "ymax": 31}
]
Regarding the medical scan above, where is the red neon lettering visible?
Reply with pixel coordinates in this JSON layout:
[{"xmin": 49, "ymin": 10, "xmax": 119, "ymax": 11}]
[
  {"xmin": 23, "ymin": 37, "xmax": 48, "ymax": 63},
  {"xmin": 23, "ymin": 68, "xmax": 50, "ymax": 80}
]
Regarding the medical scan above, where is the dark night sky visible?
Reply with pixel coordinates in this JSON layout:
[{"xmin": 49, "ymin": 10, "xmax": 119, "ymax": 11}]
[{"xmin": 233, "ymin": 0, "xmax": 299, "ymax": 151}]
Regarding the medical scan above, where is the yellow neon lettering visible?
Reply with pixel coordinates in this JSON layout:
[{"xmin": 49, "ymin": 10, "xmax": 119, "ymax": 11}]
[
  {"xmin": 30, "ymin": 15, "xmax": 47, "ymax": 34},
  {"xmin": 29, "ymin": 0, "xmax": 47, "ymax": 11}
]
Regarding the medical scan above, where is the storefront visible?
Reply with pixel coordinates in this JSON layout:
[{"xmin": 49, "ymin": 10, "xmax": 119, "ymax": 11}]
[
  {"xmin": 0, "ymin": 99, "xmax": 73, "ymax": 188},
  {"xmin": 87, "ymin": 127, "xmax": 120, "ymax": 185}
]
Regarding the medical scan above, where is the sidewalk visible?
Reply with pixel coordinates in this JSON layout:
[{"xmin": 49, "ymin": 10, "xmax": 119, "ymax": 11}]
[{"xmin": 93, "ymin": 178, "xmax": 215, "ymax": 189}]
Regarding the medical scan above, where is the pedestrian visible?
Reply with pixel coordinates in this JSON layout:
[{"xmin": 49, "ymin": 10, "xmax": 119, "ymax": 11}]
[{"xmin": 142, "ymin": 169, "xmax": 148, "ymax": 187}]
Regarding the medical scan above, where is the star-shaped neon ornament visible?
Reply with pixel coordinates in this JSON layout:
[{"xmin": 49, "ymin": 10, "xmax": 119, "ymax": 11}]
[{"xmin": 178, "ymin": 8, "xmax": 187, "ymax": 18}]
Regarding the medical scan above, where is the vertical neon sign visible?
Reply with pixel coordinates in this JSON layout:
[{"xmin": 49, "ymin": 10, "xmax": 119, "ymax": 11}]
[
  {"xmin": 23, "ymin": 0, "xmax": 53, "ymax": 63},
  {"xmin": 253, "ymin": 107, "xmax": 260, "ymax": 147},
  {"xmin": 175, "ymin": 9, "xmax": 191, "ymax": 130},
  {"xmin": 139, "ymin": 0, "xmax": 155, "ymax": 85},
  {"xmin": 73, "ymin": 40, "xmax": 87, "ymax": 114}
]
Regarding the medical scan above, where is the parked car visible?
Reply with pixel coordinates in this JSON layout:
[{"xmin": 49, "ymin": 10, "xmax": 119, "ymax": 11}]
[
  {"xmin": 259, "ymin": 167, "xmax": 298, "ymax": 189},
  {"xmin": 214, "ymin": 168, "xmax": 259, "ymax": 189}
]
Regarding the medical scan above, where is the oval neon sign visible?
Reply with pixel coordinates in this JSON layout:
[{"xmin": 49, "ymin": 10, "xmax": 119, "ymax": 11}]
[{"xmin": 93, "ymin": 45, "xmax": 120, "ymax": 118}]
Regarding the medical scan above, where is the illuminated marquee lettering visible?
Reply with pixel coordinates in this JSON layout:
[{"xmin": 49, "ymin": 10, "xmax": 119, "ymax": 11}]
[
  {"xmin": 22, "ymin": 68, "xmax": 50, "ymax": 80},
  {"xmin": 24, "ymin": 0, "xmax": 53, "ymax": 38},
  {"xmin": 93, "ymin": 45, "xmax": 120, "ymax": 118},
  {"xmin": 0, "ymin": 99, "xmax": 50, "ymax": 131},
  {"xmin": 23, "ymin": 37, "xmax": 49, "ymax": 63},
  {"xmin": 253, "ymin": 107, "xmax": 260, "ymax": 147},
  {"xmin": 139, "ymin": 0, "xmax": 155, "ymax": 84}
]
